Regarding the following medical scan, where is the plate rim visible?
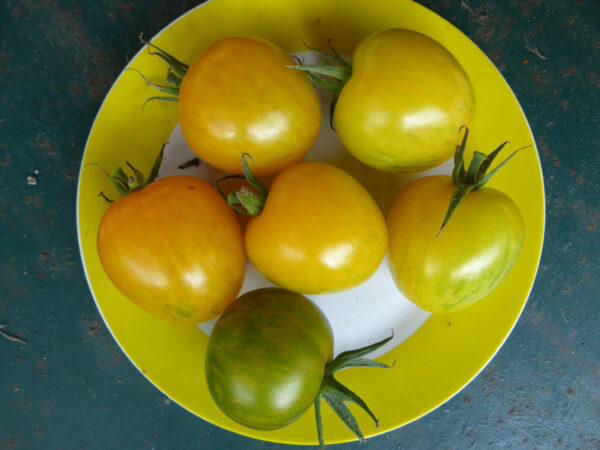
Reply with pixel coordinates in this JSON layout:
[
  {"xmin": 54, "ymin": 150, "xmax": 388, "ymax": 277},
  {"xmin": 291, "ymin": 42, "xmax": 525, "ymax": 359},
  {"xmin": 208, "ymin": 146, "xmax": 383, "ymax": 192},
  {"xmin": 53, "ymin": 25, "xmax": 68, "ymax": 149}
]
[{"xmin": 76, "ymin": 0, "xmax": 546, "ymax": 444}]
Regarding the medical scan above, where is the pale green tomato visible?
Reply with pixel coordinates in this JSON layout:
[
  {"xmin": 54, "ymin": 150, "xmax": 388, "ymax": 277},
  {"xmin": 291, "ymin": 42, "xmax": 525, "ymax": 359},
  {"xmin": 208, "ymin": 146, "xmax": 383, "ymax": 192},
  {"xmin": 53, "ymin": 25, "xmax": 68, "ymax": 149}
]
[{"xmin": 387, "ymin": 175, "xmax": 524, "ymax": 312}]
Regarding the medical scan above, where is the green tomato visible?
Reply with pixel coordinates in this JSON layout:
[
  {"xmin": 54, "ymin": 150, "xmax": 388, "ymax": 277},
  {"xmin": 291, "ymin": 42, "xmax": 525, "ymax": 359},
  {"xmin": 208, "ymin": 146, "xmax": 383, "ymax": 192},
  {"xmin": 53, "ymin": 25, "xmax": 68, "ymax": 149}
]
[
  {"xmin": 205, "ymin": 288, "xmax": 333, "ymax": 430},
  {"xmin": 205, "ymin": 288, "xmax": 393, "ymax": 446}
]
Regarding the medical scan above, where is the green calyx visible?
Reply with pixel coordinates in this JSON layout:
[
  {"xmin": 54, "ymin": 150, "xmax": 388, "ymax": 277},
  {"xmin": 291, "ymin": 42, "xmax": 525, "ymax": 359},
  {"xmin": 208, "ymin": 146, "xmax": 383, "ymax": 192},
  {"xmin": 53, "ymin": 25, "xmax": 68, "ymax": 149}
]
[
  {"xmin": 314, "ymin": 333, "xmax": 394, "ymax": 449},
  {"xmin": 216, "ymin": 154, "xmax": 269, "ymax": 216},
  {"xmin": 438, "ymin": 126, "xmax": 529, "ymax": 236},
  {"xmin": 129, "ymin": 33, "xmax": 189, "ymax": 108},
  {"xmin": 91, "ymin": 144, "xmax": 164, "ymax": 203},
  {"xmin": 288, "ymin": 40, "xmax": 352, "ymax": 128}
]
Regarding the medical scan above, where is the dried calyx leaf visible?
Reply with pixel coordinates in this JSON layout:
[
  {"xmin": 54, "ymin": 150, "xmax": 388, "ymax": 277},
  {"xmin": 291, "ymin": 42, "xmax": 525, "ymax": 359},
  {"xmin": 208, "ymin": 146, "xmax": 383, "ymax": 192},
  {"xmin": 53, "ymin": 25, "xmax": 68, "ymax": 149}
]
[
  {"xmin": 216, "ymin": 154, "xmax": 269, "ymax": 216},
  {"xmin": 89, "ymin": 144, "xmax": 164, "ymax": 203},
  {"xmin": 287, "ymin": 40, "xmax": 352, "ymax": 129},
  {"xmin": 438, "ymin": 126, "xmax": 531, "ymax": 236},
  {"xmin": 131, "ymin": 33, "xmax": 190, "ymax": 107},
  {"xmin": 139, "ymin": 33, "xmax": 189, "ymax": 78},
  {"xmin": 125, "ymin": 68, "xmax": 180, "ymax": 96},
  {"xmin": 315, "ymin": 333, "xmax": 394, "ymax": 449}
]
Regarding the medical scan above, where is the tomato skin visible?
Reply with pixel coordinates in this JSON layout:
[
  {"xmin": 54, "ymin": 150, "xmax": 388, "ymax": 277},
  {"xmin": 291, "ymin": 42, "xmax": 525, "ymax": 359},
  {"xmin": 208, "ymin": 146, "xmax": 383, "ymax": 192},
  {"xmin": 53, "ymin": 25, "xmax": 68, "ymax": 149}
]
[
  {"xmin": 205, "ymin": 288, "xmax": 333, "ymax": 430},
  {"xmin": 334, "ymin": 29, "xmax": 475, "ymax": 172},
  {"xmin": 179, "ymin": 36, "xmax": 321, "ymax": 176},
  {"xmin": 387, "ymin": 176, "xmax": 524, "ymax": 312},
  {"xmin": 245, "ymin": 162, "xmax": 388, "ymax": 294},
  {"xmin": 96, "ymin": 176, "xmax": 246, "ymax": 323}
]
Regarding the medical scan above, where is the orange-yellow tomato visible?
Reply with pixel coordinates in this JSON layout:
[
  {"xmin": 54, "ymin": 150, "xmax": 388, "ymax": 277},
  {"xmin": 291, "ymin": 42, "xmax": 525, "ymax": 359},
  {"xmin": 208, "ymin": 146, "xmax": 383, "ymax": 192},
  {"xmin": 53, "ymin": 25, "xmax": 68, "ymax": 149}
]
[
  {"xmin": 387, "ymin": 176, "xmax": 524, "ymax": 312},
  {"xmin": 335, "ymin": 29, "xmax": 475, "ymax": 172},
  {"xmin": 97, "ymin": 176, "xmax": 246, "ymax": 323},
  {"xmin": 179, "ymin": 36, "xmax": 322, "ymax": 175},
  {"xmin": 245, "ymin": 162, "xmax": 388, "ymax": 294}
]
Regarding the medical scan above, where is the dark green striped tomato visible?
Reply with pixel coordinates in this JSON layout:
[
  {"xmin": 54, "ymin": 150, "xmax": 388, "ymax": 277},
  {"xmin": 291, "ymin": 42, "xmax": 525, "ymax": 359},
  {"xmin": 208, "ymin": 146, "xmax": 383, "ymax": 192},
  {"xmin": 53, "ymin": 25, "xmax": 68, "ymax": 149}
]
[
  {"xmin": 205, "ymin": 287, "xmax": 393, "ymax": 446},
  {"xmin": 205, "ymin": 288, "xmax": 333, "ymax": 430}
]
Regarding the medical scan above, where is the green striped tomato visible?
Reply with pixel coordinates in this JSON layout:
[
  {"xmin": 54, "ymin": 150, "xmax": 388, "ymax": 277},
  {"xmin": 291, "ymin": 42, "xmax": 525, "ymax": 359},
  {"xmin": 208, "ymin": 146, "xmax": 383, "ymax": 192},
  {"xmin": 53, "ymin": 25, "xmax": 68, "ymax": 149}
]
[
  {"xmin": 205, "ymin": 288, "xmax": 333, "ymax": 430},
  {"xmin": 387, "ymin": 175, "xmax": 524, "ymax": 312},
  {"xmin": 387, "ymin": 129, "xmax": 526, "ymax": 312}
]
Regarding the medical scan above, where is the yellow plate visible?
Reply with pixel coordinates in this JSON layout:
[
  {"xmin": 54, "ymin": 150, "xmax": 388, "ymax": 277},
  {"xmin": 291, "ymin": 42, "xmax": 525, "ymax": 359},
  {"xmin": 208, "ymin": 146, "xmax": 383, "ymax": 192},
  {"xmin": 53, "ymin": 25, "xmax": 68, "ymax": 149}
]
[{"xmin": 77, "ymin": 0, "xmax": 545, "ymax": 445}]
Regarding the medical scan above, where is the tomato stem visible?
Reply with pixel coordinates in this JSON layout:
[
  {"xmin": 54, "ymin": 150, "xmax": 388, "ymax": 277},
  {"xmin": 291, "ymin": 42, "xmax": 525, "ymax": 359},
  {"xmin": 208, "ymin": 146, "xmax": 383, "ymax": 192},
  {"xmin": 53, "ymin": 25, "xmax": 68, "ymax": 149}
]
[
  {"xmin": 141, "ymin": 95, "xmax": 178, "ymax": 112},
  {"xmin": 125, "ymin": 68, "xmax": 180, "ymax": 95},
  {"xmin": 132, "ymin": 33, "xmax": 188, "ymax": 105},
  {"xmin": 139, "ymin": 33, "xmax": 189, "ymax": 78},
  {"xmin": 88, "ymin": 144, "xmax": 165, "ymax": 200},
  {"xmin": 288, "ymin": 40, "xmax": 352, "ymax": 129},
  {"xmin": 438, "ymin": 127, "xmax": 531, "ymax": 236},
  {"xmin": 314, "ymin": 396, "xmax": 324, "ymax": 449},
  {"xmin": 216, "ymin": 154, "xmax": 269, "ymax": 216},
  {"xmin": 314, "ymin": 333, "xmax": 393, "ymax": 449}
]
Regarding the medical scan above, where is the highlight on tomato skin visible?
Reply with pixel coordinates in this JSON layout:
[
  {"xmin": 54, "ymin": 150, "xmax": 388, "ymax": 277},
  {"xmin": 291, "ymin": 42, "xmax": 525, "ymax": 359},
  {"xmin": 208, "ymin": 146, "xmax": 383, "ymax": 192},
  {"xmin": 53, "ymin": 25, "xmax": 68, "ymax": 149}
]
[
  {"xmin": 94, "ymin": 151, "xmax": 247, "ymax": 324},
  {"xmin": 138, "ymin": 34, "xmax": 322, "ymax": 176},
  {"xmin": 293, "ymin": 28, "xmax": 476, "ymax": 172}
]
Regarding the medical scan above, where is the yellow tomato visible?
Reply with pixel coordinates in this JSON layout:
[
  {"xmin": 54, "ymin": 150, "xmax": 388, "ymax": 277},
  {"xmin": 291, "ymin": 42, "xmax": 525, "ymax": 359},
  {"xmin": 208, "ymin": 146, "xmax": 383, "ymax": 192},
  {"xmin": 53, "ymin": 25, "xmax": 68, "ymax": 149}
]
[
  {"xmin": 97, "ymin": 176, "xmax": 246, "ymax": 323},
  {"xmin": 179, "ymin": 36, "xmax": 322, "ymax": 175},
  {"xmin": 387, "ymin": 175, "xmax": 524, "ymax": 312},
  {"xmin": 244, "ymin": 162, "xmax": 387, "ymax": 294},
  {"xmin": 333, "ymin": 29, "xmax": 475, "ymax": 171}
]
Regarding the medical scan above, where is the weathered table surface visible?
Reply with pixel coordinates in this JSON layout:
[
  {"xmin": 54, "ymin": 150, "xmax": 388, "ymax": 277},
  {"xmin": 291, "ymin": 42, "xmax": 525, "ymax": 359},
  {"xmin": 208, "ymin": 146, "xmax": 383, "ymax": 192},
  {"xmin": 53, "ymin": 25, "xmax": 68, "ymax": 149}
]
[{"xmin": 1, "ymin": 0, "xmax": 598, "ymax": 448}]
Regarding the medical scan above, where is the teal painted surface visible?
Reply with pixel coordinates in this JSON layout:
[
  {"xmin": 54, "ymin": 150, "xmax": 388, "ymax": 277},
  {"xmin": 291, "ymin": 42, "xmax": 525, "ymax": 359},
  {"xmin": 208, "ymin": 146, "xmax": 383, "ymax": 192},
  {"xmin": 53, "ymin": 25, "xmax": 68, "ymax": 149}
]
[{"xmin": 1, "ymin": 0, "xmax": 598, "ymax": 448}]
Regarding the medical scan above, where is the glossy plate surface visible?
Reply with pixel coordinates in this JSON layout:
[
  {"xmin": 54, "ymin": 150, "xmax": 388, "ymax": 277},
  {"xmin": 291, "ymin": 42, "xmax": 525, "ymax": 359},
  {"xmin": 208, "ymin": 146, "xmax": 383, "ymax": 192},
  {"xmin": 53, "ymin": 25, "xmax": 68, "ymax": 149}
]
[{"xmin": 77, "ymin": 0, "xmax": 545, "ymax": 444}]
